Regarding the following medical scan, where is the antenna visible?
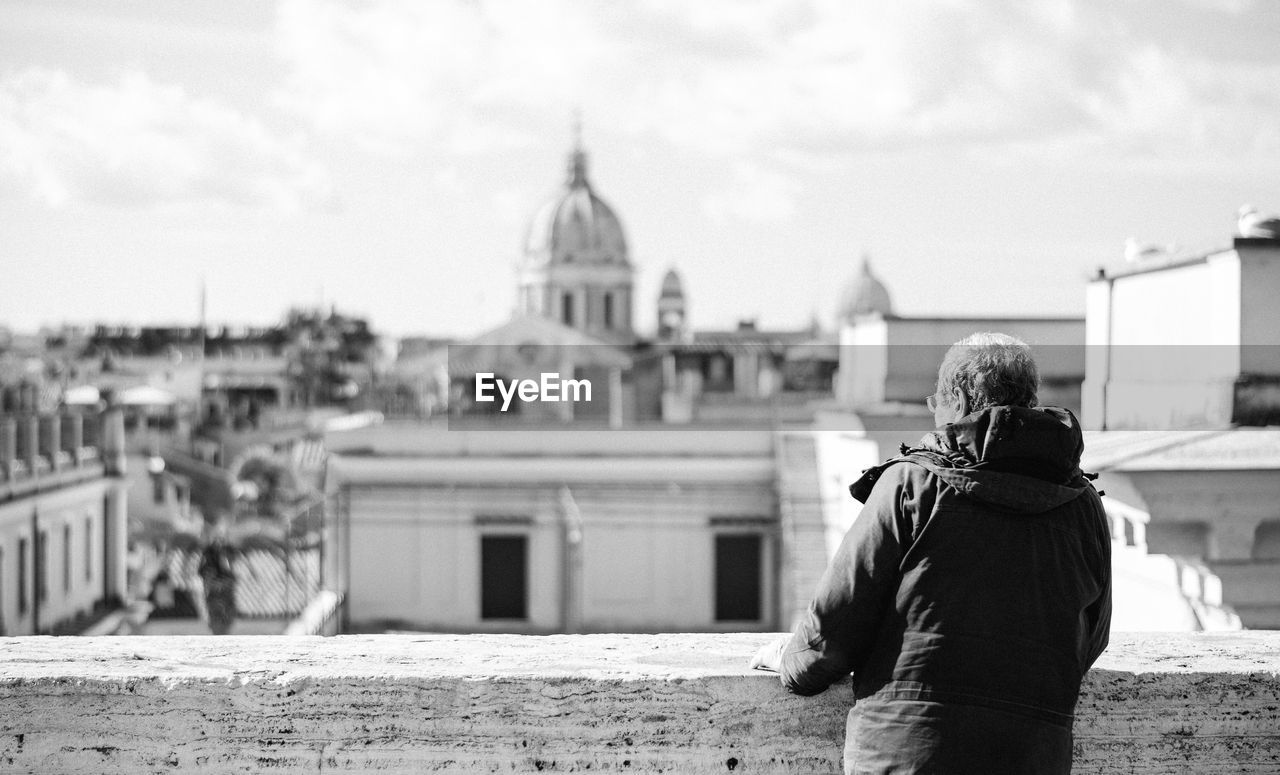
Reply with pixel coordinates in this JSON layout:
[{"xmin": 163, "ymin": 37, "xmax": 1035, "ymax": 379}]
[
  {"xmin": 198, "ymin": 279, "xmax": 207, "ymax": 424},
  {"xmin": 571, "ymin": 107, "xmax": 583, "ymax": 152},
  {"xmin": 198, "ymin": 278, "xmax": 207, "ymax": 359}
]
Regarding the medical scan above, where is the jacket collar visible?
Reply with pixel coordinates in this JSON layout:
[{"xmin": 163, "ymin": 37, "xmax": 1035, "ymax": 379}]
[
  {"xmin": 849, "ymin": 406, "xmax": 1096, "ymax": 512},
  {"xmin": 914, "ymin": 405, "xmax": 1085, "ymax": 484}
]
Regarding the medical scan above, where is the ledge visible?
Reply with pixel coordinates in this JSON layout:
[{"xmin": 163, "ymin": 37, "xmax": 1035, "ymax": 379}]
[{"xmin": 0, "ymin": 632, "xmax": 1277, "ymax": 773}]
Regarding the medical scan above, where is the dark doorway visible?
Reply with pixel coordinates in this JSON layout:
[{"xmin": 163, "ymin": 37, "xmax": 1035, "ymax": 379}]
[
  {"xmin": 715, "ymin": 534, "xmax": 761, "ymax": 621},
  {"xmin": 481, "ymin": 535, "xmax": 528, "ymax": 620}
]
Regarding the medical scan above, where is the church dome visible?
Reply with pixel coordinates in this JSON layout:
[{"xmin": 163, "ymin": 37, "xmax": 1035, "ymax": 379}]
[
  {"xmin": 524, "ymin": 143, "xmax": 628, "ymax": 266},
  {"xmin": 839, "ymin": 256, "xmax": 893, "ymax": 323}
]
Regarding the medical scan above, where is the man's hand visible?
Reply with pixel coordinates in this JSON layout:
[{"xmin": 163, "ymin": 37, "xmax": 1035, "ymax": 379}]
[{"xmin": 748, "ymin": 635, "xmax": 789, "ymax": 673}]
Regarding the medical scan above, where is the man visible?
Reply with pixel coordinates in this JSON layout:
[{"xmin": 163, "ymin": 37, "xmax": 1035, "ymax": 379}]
[{"xmin": 752, "ymin": 332, "xmax": 1111, "ymax": 774}]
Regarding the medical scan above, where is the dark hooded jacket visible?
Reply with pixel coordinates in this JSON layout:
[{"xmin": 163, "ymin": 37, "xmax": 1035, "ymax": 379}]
[{"xmin": 779, "ymin": 406, "xmax": 1112, "ymax": 775}]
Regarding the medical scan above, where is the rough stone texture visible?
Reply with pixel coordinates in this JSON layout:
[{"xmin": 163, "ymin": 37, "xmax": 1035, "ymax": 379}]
[
  {"xmin": 0, "ymin": 632, "xmax": 1277, "ymax": 773},
  {"xmin": 1074, "ymin": 632, "xmax": 1280, "ymax": 774}
]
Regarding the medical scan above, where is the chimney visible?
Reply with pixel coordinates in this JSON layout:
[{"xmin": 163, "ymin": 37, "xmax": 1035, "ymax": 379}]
[{"xmin": 101, "ymin": 409, "xmax": 127, "ymax": 477}]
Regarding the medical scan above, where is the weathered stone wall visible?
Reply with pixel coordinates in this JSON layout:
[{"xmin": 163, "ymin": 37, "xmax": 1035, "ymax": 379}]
[{"xmin": 0, "ymin": 632, "xmax": 1277, "ymax": 773}]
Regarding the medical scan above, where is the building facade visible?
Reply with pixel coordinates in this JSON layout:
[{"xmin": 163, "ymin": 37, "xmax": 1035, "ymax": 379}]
[
  {"xmin": 1079, "ymin": 233, "xmax": 1280, "ymax": 628},
  {"xmin": 1084, "ymin": 237, "xmax": 1280, "ymax": 430},
  {"xmin": 0, "ymin": 409, "xmax": 128, "ymax": 635},
  {"xmin": 326, "ymin": 427, "xmax": 831, "ymax": 634}
]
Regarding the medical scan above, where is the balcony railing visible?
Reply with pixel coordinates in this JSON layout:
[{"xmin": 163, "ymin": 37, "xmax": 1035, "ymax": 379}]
[{"xmin": 0, "ymin": 411, "xmax": 108, "ymax": 497}]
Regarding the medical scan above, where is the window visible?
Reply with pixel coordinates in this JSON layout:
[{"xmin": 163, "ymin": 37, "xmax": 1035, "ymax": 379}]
[
  {"xmin": 85, "ymin": 517, "xmax": 93, "ymax": 582},
  {"xmin": 561, "ymin": 292, "xmax": 575, "ymax": 327},
  {"xmin": 782, "ymin": 359, "xmax": 837, "ymax": 393},
  {"xmin": 603, "ymin": 292, "xmax": 614, "ymax": 329},
  {"xmin": 714, "ymin": 534, "xmax": 762, "ymax": 622},
  {"xmin": 63, "ymin": 524, "xmax": 71, "ymax": 593},
  {"xmin": 703, "ymin": 354, "xmax": 735, "ymax": 393},
  {"xmin": 18, "ymin": 538, "xmax": 27, "ymax": 615},
  {"xmin": 480, "ymin": 535, "xmax": 527, "ymax": 620},
  {"xmin": 1255, "ymin": 521, "xmax": 1280, "ymax": 560},
  {"xmin": 36, "ymin": 531, "xmax": 47, "ymax": 605},
  {"xmin": 102, "ymin": 494, "xmax": 111, "ymax": 592}
]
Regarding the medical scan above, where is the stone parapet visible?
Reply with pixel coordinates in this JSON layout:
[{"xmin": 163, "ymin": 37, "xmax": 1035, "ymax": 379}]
[{"xmin": 0, "ymin": 632, "xmax": 1277, "ymax": 773}]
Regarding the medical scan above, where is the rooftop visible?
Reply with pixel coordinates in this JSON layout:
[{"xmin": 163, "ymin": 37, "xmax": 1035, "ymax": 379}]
[
  {"xmin": 1082, "ymin": 428, "xmax": 1280, "ymax": 471},
  {"xmin": 1096, "ymin": 236, "xmax": 1280, "ymax": 282}
]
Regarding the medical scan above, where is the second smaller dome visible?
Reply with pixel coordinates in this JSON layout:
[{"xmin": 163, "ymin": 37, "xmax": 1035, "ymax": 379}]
[{"xmin": 839, "ymin": 256, "xmax": 893, "ymax": 323}]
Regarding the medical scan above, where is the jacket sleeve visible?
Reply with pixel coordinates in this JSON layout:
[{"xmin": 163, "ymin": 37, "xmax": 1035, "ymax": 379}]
[
  {"xmin": 779, "ymin": 463, "xmax": 917, "ymax": 696},
  {"xmin": 1081, "ymin": 488, "xmax": 1113, "ymax": 673}
]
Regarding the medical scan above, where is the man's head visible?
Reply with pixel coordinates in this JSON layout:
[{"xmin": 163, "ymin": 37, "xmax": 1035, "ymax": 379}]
[{"xmin": 930, "ymin": 332, "xmax": 1038, "ymax": 426}]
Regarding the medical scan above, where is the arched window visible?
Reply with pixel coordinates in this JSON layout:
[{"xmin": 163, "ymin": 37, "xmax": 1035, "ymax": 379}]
[{"xmin": 1254, "ymin": 520, "xmax": 1280, "ymax": 560}]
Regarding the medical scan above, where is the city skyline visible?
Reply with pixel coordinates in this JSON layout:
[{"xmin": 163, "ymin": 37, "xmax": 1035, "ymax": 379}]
[{"xmin": 3, "ymin": 0, "xmax": 1279, "ymax": 338}]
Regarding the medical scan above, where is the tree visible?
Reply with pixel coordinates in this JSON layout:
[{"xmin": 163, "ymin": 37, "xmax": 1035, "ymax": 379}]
[{"xmin": 282, "ymin": 307, "xmax": 380, "ymax": 407}]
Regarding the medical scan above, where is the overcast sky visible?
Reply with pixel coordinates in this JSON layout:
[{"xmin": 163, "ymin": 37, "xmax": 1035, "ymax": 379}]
[{"xmin": 2, "ymin": 0, "xmax": 1278, "ymax": 339}]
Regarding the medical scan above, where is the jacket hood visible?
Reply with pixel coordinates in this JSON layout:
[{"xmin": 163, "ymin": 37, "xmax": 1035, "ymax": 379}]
[{"xmin": 853, "ymin": 406, "xmax": 1094, "ymax": 514}]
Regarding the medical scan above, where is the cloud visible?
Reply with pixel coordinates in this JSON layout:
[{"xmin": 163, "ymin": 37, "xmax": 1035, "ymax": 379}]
[
  {"xmin": 491, "ymin": 186, "xmax": 533, "ymax": 229},
  {"xmin": 703, "ymin": 160, "xmax": 802, "ymax": 224},
  {"xmin": 276, "ymin": 0, "xmax": 1280, "ymax": 160},
  {"xmin": 1170, "ymin": 0, "xmax": 1257, "ymax": 12},
  {"xmin": 1095, "ymin": 46, "xmax": 1280, "ymax": 158},
  {"xmin": 624, "ymin": 0, "xmax": 1280, "ymax": 160},
  {"xmin": 620, "ymin": 3, "xmax": 1095, "ymax": 153},
  {"xmin": 270, "ymin": 0, "xmax": 1280, "ymax": 221},
  {"xmin": 0, "ymin": 68, "xmax": 331, "ymax": 211},
  {"xmin": 274, "ymin": 0, "xmax": 601, "ymax": 155}
]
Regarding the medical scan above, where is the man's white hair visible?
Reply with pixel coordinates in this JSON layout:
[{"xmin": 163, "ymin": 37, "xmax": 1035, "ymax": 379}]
[
  {"xmin": 936, "ymin": 332, "xmax": 1039, "ymax": 410},
  {"xmin": 954, "ymin": 332, "xmax": 1027, "ymax": 348}
]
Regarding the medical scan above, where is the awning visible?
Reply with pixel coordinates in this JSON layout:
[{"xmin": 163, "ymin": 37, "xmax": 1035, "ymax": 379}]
[
  {"xmin": 119, "ymin": 385, "xmax": 177, "ymax": 406},
  {"xmin": 63, "ymin": 385, "xmax": 101, "ymax": 405}
]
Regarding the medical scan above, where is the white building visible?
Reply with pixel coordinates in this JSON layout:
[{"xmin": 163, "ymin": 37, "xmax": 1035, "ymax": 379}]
[
  {"xmin": 328, "ymin": 428, "xmax": 780, "ymax": 633},
  {"xmin": 0, "ymin": 410, "xmax": 129, "ymax": 635},
  {"xmin": 324, "ymin": 426, "xmax": 877, "ymax": 633},
  {"xmin": 1084, "ymin": 236, "xmax": 1280, "ymax": 430},
  {"xmin": 1080, "ymin": 233, "xmax": 1280, "ymax": 628}
]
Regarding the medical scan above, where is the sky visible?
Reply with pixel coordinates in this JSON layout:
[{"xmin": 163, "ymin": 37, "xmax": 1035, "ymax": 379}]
[{"xmin": 2, "ymin": 0, "xmax": 1279, "ymax": 341}]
